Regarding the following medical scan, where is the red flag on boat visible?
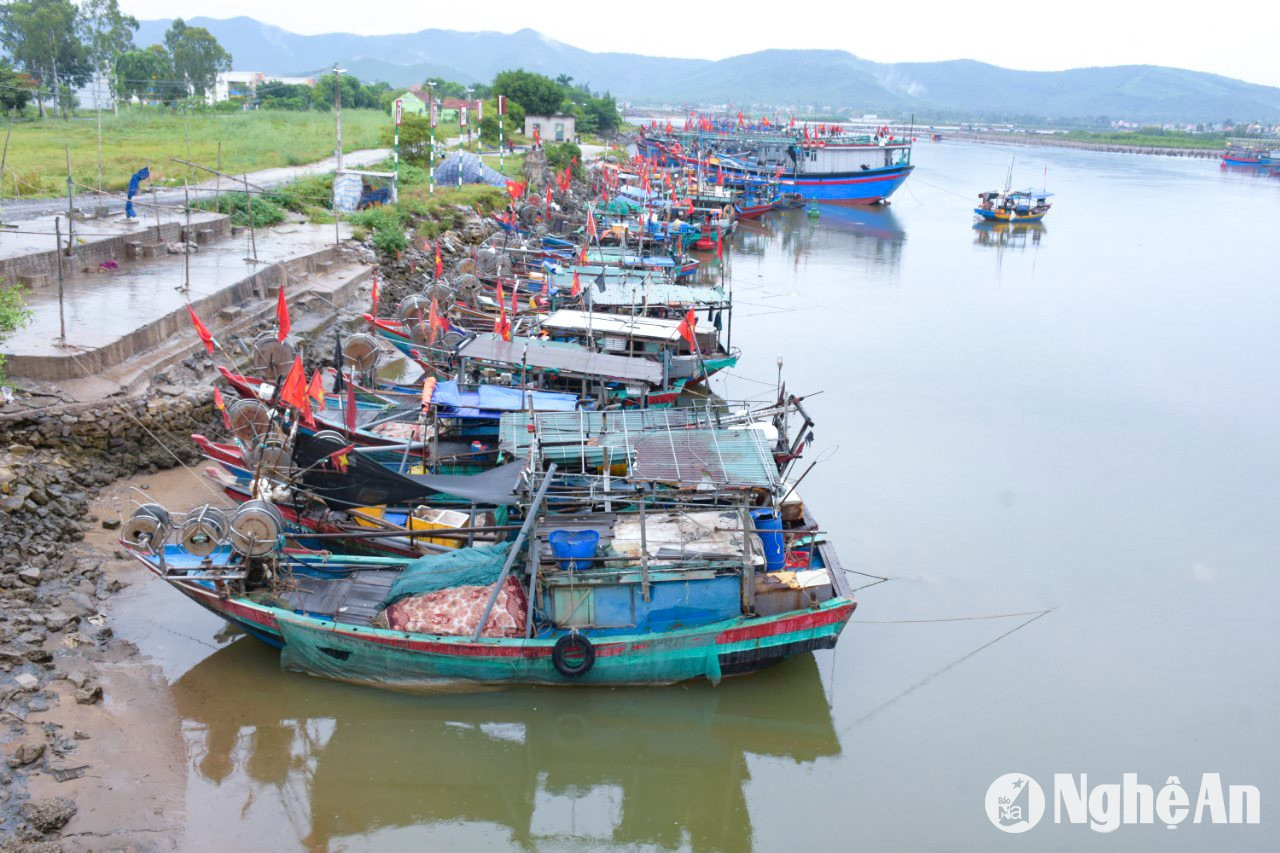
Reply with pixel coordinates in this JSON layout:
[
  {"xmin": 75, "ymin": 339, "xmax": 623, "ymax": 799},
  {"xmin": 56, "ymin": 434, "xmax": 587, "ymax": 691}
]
[
  {"xmin": 421, "ymin": 375, "xmax": 436, "ymax": 408},
  {"xmin": 370, "ymin": 271, "xmax": 379, "ymax": 318},
  {"xmin": 571, "ymin": 271, "xmax": 581, "ymax": 297},
  {"xmin": 344, "ymin": 377, "xmax": 357, "ymax": 433},
  {"xmin": 212, "ymin": 387, "xmax": 231, "ymax": 429},
  {"xmin": 306, "ymin": 370, "xmax": 325, "ymax": 408},
  {"xmin": 715, "ymin": 227, "xmax": 723, "ymax": 259},
  {"xmin": 276, "ymin": 284, "xmax": 290, "ymax": 342},
  {"xmin": 586, "ymin": 208, "xmax": 598, "ymax": 240},
  {"xmin": 187, "ymin": 304, "xmax": 215, "ymax": 354},
  {"xmin": 280, "ymin": 356, "xmax": 314, "ymax": 427},
  {"xmin": 435, "ymin": 241, "xmax": 444, "ymax": 278},
  {"xmin": 716, "ymin": 165, "xmax": 723, "ymax": 185},
  {"xmin": 505, "ymin": 180, "xmax": 526, "ymax": 201},
  {"xmin": 677, "ymin": 308, "xmax": 698, "ymax": 353},
  {"xmin": 428, "ymin": 296, "xmax": 442, "ymax": 345}
]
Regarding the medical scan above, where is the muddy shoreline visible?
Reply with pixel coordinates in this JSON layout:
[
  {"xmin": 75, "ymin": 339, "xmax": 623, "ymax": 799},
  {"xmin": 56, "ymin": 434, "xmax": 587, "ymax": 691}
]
[{"xmin": 945, "ymin": 131, "xmax": 1223, "ymax": 158}]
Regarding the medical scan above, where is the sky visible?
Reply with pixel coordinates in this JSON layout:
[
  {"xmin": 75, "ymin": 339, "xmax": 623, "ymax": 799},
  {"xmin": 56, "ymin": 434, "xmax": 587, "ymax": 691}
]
[{"xmin": 117, "ymin": 1, "xmax": 1280, "ymax": 88}]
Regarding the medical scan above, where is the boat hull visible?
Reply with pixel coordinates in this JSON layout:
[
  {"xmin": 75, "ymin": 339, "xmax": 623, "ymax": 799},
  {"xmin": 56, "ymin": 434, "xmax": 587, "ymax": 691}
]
[
  {"xmin": 973, "ymin": 207, "xmax": 1049, "ymax": 223},
  {"xmin": 151, "ymin": 565, "xmax": 856, "ymax": 687}
]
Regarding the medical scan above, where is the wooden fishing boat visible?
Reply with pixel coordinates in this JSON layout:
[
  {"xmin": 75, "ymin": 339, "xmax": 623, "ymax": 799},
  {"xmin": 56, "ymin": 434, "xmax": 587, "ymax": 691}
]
[{"xmin": 974, "ymin": 189, "xmax": 1053, "ymax": 223}]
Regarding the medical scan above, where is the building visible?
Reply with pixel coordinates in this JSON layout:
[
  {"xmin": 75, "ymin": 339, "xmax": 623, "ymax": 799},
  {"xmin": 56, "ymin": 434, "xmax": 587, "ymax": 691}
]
[
  {"xmin": 209, "ymin": 72, "xmax": 316, "ymax": 104},
  {"xmin": 525, "ymin": 114, "xmax": 576, "ymax": 143},
  {"xmin": 438, "ymin": 98, "xmax": 483, "ymax": 126},
  {"xmin": 392, "ymin": 90, "xmax": 429, "ymax": 117}
]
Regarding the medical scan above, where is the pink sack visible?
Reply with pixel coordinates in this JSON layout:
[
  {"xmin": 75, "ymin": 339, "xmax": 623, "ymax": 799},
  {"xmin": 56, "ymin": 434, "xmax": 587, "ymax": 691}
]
[{"xmin": 384, "ymin": 576, "xmax": 527, "ymax": 638}]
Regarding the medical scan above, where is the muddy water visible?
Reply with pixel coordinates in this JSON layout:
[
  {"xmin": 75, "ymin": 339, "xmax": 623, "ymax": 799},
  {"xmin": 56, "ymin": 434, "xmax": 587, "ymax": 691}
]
[{"xmin": 105, "ymin": 144, "xmax": 1280, "ymax": 850}]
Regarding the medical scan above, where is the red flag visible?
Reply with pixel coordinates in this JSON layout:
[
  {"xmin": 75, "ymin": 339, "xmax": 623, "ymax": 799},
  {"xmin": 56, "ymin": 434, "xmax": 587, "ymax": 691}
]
[
  {"xmin": 495, "ymin": 282, "xmax": 508, "ymax": 340},
  {"xmin": 421, "ymin": 375, "xmax": 436, "ymax": 408},
  {"xmin": 545, "ymin": 185, "xmax": 552, "ymax": 206},
  {"xmin": 428, "ymin": 296, "xmax": 441, "ymax": 345},
  {"xmin": 586, "ymin": 208, "xmax": 598, "ymax": 240},
  {"xmin": 212, "ymin": 387, "xmax": 231, "ymax": 429},
  {"xmin": 511, "ymin": 282, "xmax": 520, "ymax": 320},
  {"xmin": 435, "ymin": 241, "xmax": 443, "ymax": 278},
  {"xmin": 677, "ymin": 309, "xmax": 699, "ymax": 353},
  {"xmin": 579, "ymin": 243, "xmax": 588, "ymax": 265},
  {"xmin": 715, "ymin": 227, "xmax": 723, "ymax": 259},
  {"xmin": 276, "ymin": 284, "xmax": 290, "ymax": 342},
  {"xmin": 187, "ymin": 304, "xmax": 215, "ymax": 354},
  {"xmin": 370, "ymin": 271, "xmax": 379, "ymax": 318},
  {"xmin": 280, "ymin": 356, "xmax": 314, "ymax": 426},
  {"xmin": 307, "ymin": 370, "xmax": 326, "ymax": 408},
  {"xmin": 716, "ymin": 165, "xmax": 723, "ymax": 186},
  {"xmin": 505, "ymin": 180, "xmax": 526, "ymax": 201},
  {"xmin": 571, "ymin": 271, "xmax": 581, "ymax": 297}
]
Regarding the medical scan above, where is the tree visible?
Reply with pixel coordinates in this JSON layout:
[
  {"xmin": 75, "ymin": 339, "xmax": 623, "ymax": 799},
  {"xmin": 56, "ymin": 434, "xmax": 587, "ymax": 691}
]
[
  {"xmin": 493, "ymin": 69, "xmax": 565, "ymax": 116},
  {"xmin": 79, "ymin": 0, "xmax": 136, "ymax": 112},
  {"xmin": 163, "ymin": 18, "xmax": 230, "ymax": 97},
  {"xmin": 479, "ymin": 97, "xmax": 522, "ymax": 145},
  {"xmin": 0, "ymin": 0, "xmax": 92, "ymax": 118},
  {"xmin": 0, "ymin": 59, "xmax": 37, "ymax": 115},
  {"xmin": 115, "ymin": 44, "xmax": 175, "ymax": 104},
  {"xmin": 382, "ymin": 112, "xmax": 440, "ymax": 167}
]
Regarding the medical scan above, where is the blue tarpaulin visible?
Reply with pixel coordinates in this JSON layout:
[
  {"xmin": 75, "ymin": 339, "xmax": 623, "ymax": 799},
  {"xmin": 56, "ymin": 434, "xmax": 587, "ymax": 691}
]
[{"xmin": 125, "ymin": 166, "xmax": 149, "ymax": 218}]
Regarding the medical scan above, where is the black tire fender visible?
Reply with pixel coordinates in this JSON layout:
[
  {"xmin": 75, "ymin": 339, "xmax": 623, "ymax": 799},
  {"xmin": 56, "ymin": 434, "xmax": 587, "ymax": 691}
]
[{"xmin": 552, "ymin": 633, "xmax": 595, "ymax": 678}]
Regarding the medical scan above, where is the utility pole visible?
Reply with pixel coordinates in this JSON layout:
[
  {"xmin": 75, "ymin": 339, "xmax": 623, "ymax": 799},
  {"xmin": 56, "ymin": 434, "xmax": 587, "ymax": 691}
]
[
  {"xmin": 333, "ymin": 64, "xmax": 345, "ymax": 173},
  {"xmin": 428, "ymin": 81, "xmax": 436, "ymax": 195}
]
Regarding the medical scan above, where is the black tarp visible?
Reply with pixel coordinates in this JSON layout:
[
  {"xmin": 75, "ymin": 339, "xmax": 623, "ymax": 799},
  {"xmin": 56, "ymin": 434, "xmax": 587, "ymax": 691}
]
[{"xmin": 291, "ymin": 432, "xmax": 526, "ymax": 508}]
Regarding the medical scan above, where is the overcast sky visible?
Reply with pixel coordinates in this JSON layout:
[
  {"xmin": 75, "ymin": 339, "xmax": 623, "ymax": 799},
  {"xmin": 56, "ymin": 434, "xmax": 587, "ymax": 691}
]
[{"xmin": 118, "ymin": 1, "xmax": 1280, "ymax": 88}]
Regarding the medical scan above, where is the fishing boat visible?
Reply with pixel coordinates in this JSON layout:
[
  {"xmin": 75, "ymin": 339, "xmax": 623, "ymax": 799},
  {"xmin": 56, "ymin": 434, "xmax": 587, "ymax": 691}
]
[
  {"xmin": 639, "ymin": 127, "xmax": 914, "ymax": 205},
  {"xmin": 974, "ymin": 189, "xmax": 1053, "ymax": 223},
  {"xmin": 122, "ymin": 397, "xmax": 858, "ymax": 689}
]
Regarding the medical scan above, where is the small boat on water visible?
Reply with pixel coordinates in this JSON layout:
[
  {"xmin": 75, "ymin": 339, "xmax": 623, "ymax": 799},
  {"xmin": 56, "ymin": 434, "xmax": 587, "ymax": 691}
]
[{"xmin": 974, "ymin": 189, "xmax": 1053, "ymax": 223}]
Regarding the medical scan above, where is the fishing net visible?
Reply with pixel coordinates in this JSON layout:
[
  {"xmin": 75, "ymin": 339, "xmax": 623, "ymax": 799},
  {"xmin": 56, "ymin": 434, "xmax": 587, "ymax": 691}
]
[
  {"xmin": 432, "ymin": 153, "xmax": 508, "ymax": 188},
  {"xmin": 383, "ymin": 542, "xmax": 512, "ymax": 605}
]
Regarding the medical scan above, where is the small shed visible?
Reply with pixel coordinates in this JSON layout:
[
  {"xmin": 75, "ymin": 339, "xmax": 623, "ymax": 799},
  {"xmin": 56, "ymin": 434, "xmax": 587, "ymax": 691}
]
[{"xmin": 525, "ymin": 114, "xmax": 576, "ymax": 143}]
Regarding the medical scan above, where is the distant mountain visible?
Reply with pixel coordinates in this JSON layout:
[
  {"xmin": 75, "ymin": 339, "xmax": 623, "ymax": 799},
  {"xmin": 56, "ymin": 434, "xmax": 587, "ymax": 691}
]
[{"xmin": 133, "ymin": 17, "xmax": 1280, "ymax": 122}]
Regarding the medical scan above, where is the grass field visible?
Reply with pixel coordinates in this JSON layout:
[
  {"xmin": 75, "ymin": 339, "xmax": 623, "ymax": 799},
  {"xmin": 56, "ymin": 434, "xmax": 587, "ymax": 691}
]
[
  {"xmin": 0, "ymin": 108, "xmax": 393, "ymax": 198},
  {"xmin": 1061, "ymin": 130, "xmax": 1228, "ymax": 150}
]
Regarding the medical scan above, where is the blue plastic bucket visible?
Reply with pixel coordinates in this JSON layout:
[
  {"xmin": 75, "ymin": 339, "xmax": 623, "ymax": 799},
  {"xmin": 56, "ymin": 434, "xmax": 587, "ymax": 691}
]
[
  {"xmin": 750, "ymin": 509, "xmax": 786, "ymax": 572},
  {"xmin": 548, "ymin": 530, "xmax": 600, "ymax": 570}
]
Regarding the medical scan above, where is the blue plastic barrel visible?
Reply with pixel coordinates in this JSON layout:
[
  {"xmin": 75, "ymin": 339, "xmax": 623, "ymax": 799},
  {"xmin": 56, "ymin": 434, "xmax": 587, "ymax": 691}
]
[
  {"xmin": 548, "ymin": 530, "xmax": 600, "ymax": 570},
  {"xmin": 750, "ymin": 509, "xmax": 786, "ymax": 572}
]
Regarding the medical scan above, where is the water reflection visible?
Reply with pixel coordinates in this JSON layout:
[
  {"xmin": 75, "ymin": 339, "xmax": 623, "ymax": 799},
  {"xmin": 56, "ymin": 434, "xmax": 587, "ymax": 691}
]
[
  {"xmin": 172, "ymin": 638, "xmax": 840, "ymax": 850},
  {"xmin": 768, "ymin": 207, "xmax": 906, "ymax": 277},
  {"xmin": 971, "ymin": 220, "xmax": 1046, "ymax": 250}
]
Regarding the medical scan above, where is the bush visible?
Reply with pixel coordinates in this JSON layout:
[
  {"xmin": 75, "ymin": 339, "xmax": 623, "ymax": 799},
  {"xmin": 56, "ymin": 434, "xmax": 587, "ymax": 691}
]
[
  {"xmin": 194, "ymin": 191, "xmax": 286, "ymax": 227},
  {"xmin": 0, "ymin": 281, "xmax": 33, "ymax": 384},
  {"xmin": 545, "ymin": 142, "xmax": 584, "ymax": 177}
]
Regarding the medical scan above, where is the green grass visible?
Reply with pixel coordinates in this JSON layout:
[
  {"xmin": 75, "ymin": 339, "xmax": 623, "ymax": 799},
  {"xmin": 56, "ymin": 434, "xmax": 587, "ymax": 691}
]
[
  {"xmin": 481, "ymin": 153, "xmax": 526, "ymax": 179},
  {"xmin": 1060, "ymin": 129, "xmax": 1227, "ymax": 150},
  {"xmin": 0, "ymin": 108, "xmax": 392, "ymax": 198}
]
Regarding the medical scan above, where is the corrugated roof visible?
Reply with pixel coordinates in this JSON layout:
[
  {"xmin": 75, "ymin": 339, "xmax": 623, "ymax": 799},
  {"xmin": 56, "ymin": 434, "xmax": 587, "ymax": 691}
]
[
  {"xmin": 541, "ymin": 310, "xmax": 685, "ymax": 342},
  {"xmin": 457, "ymin": 334, "xmax": 662, "ymax": 384}
]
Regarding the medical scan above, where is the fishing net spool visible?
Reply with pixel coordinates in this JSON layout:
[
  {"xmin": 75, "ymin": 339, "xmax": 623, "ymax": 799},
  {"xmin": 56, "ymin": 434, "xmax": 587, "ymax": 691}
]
[
  {"xmin": 475, "ymin": 249, "xmax": 512, "ymax": 278},
  {"xmin": 229, "ymin": 500, "xmax": 285, "ymax": 557},
  {"xmin": 455, "ymin": 257, "xmax": 477, "ymax": 276},
  {"xmin": 342, "ymin": 333, "xmax": 380, "ymax": 373},
  {"xmin": 121, "ymin": 504, "xmax": 173, "ymax": 554},
  {"xmin": 228, "ymin": 398, "xmax": 279, "ymax": 446},
  {"xmin": 178, "ymin": 504, "xmax": 230, "ymax": 557},
  {"xmin": 397, "ymin": 294, "xmax": 433, "ymax": 324},
  {"xmin": 249, "ymin": 334, "xmax": 297, "ymax": 381},
  {"xmin": 247, "ymin": 436, "xmax": 294, "ymax": 481}
]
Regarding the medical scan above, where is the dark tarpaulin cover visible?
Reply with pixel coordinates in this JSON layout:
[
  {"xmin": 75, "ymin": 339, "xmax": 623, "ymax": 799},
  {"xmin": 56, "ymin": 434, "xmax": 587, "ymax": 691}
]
[{"xmin": 291, "ymin": 432, "xmax": 525, "ymax": 508}]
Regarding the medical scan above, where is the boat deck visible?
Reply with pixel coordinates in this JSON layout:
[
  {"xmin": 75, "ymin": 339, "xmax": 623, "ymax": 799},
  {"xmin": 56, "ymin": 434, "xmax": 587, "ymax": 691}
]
[{"xmin": 280, "ymin": 569, "xmax": 400, "ymax": 627}]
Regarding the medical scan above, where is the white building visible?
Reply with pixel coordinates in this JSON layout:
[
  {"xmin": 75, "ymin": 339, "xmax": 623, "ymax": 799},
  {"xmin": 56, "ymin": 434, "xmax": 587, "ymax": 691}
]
[
  {"xmin": 525, "ymin": 114, "xmax": 576, "ymax": 143},
  {"xmin": 209, "ymin": 72, "xmax": 316, "ymax": 104}
]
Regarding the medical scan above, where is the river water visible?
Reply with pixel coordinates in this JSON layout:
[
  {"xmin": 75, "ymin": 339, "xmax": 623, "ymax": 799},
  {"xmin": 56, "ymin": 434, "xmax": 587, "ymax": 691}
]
[{"xmin": 110, "ymin": 142, "xmax": 1280, "ymax": 850}]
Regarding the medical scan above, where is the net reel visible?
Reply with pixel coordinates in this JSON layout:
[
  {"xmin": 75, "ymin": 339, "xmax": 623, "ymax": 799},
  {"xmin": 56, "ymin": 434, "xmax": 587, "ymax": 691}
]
[
  {"xmin": 250, "ymin": 334, "xmax": 297, "ymax": 381},
  {"xmin": 229, "ymin": 500, "xmax": 285, "ymax": 557},
  {"xmin": 228, "ymin": 398, "xmax": 279, "ymax": 446},
  {"xmin": 178, "ymin": 504, "xmax": 230, "ymax": 557},
  {"xmin": 342, "ymin": 333, "xmax": 380, "ymax": 373},
  {"xmin": 120, "ymin": 504, "xmax": 173, "ymax": 554}
]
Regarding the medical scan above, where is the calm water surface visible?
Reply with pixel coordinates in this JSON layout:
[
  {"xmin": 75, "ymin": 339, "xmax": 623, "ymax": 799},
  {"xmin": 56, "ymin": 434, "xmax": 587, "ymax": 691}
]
[{"xmin": 114, "ymin": 142, "xmax": 1280, "ymax": 850}]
